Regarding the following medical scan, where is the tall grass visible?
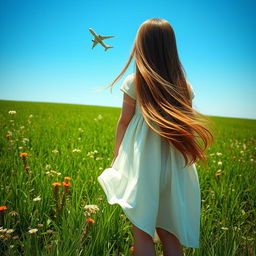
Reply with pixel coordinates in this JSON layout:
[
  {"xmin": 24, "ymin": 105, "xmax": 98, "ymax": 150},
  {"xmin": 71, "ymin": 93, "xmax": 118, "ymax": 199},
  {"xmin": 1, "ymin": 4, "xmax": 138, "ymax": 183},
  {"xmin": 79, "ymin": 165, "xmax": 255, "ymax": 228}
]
[{"xmin": 0, "ymin": 100, "xmax": 255, "ymax": 256}]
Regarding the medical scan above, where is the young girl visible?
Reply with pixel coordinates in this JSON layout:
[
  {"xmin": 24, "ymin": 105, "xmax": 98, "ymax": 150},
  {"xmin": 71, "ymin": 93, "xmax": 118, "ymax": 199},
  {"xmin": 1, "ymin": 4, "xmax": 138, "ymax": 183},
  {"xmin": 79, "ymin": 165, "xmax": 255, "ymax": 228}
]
[{"xmin": 98, "ymin": 18, "xmax": 214, "ymax": 256}]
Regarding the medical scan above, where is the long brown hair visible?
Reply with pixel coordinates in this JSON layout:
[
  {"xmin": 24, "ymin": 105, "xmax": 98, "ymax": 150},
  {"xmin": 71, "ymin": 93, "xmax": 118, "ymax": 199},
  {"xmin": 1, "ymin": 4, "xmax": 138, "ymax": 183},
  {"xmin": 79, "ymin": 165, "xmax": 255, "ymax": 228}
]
[{"xmin": 100, "ymin": 18, "xmax": 214, "ymax": 168}]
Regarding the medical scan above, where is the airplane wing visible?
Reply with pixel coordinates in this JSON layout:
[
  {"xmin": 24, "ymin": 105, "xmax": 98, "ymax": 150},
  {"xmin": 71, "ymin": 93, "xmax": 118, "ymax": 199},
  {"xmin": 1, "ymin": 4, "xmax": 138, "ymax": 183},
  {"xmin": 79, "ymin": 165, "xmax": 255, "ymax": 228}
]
[
  {"xmin": 99, "ymin": 35, "xmax": 114, "ymax": 40},
  {"xmin": 92, "ymin": 40, "xmax": 98, "ymax": 49}
]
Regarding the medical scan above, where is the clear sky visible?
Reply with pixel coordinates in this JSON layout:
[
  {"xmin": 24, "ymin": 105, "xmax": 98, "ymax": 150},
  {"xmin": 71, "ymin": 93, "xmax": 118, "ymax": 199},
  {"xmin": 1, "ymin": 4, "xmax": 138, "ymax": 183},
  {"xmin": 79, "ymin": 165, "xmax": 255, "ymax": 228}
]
[{"xmin": 0, "ymin": 0, "xmax": 255, "ymax": 119}]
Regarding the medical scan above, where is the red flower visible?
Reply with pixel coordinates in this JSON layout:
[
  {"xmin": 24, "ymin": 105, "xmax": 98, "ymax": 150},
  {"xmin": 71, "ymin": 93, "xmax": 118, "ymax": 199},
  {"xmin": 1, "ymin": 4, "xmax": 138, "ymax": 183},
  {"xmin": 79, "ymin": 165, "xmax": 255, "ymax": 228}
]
[
  {"xmin": 0, "ymin": 206, "xmax": 7, "ymax": 211},
  {"xmin": 85, "ymin": 218, "xmax": 95, "ymax": 224},
  {"xmin": 63, "ymin": 182, "xmax": 71, "ymax": 187}
]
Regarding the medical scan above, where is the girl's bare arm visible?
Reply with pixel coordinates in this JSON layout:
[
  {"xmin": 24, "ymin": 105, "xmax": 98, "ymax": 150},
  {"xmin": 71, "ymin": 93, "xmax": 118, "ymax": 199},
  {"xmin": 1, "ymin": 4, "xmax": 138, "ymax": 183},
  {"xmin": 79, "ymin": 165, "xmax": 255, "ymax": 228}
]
[{"xmin": 111, "ymin": 93, "xmax": 136, "ymax": 166}]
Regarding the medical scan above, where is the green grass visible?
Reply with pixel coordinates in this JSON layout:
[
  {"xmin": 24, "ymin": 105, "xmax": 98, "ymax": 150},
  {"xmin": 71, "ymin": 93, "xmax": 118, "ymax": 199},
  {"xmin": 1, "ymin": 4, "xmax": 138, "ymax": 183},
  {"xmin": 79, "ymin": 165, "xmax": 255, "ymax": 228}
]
[{"xmin": 0, "ymin": 100, "xmax": 255, "ymax": 256}]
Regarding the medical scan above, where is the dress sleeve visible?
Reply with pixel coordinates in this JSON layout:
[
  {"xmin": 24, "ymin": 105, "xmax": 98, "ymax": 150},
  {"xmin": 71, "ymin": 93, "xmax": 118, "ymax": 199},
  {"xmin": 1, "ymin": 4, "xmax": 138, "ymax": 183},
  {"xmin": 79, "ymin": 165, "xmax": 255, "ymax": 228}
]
[
  {"xmin": 120, "ymin": 74, "xmax": 136, "ymax": 100},
  {"xmin": 187, "ymin": 81, "xmax": 195, "ymax": 100},
  {"xmin": 191, "ymin": 86, "xmax": 195, "ymax": 99}
]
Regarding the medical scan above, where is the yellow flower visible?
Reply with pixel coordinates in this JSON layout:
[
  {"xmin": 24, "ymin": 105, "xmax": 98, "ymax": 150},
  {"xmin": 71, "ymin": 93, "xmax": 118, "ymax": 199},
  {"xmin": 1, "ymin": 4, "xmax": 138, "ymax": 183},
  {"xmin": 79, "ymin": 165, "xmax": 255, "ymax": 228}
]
[
  {"xmin": 64, "ymin": 177, "xmax": 71, "ymax": 182},
  {"xmin": 52, "ymin": 182, "xmax": 62, "ymax": 187}
]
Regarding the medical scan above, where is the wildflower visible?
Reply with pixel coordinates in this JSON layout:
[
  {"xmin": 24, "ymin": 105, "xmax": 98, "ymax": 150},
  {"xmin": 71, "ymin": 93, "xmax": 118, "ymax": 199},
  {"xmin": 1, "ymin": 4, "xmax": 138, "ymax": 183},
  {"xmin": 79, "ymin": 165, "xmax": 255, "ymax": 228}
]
[
  {"xmin": 20, "ymin": 152, "xmax": 27, "ymax": 158},
  {"xmin": 216, "ymin": 152, "xmax": 222, "ymax": 156},
  {"xmin": 89, "ymin": 178, "xmax": 93, "ymax": 183},
  {"xmin": 0, "ymin": 228, "xmax": 7, "ymax": 233},
  {"xmin": 6, "ymin": 229, "xmax": 14, "ymax": 234},
  {"xmin": 52, "ymin": 149, "xmax": 59, "ymax": 153},
  {"xmin": 217, "ymin": 161, "xmax": 222, "ymax": 165},
  {"xmin": 29, "ymin": 114, "xmax": 33, "ymax": 118},
  {"xmin": 215, "ymin": 172, "xmax": 221, "ymax": 177},
  {"xmin": 72, "ymin": 148, "xmax": 81, "ymax": 153},
  {"xmin": 28, "ymin": 228, "xmax": 38, "ymax": 234},
  {"xmin": 0, "ymin": 206, "xmax": 7, "ymax": 227},
  {"xmin": 22, "ymin": 138, "xmax": 29, "ymax": 144},
  {"xmin": 57, "ymin": 172, "xmax": 61, "ymax": 176},
  {"xmin": 84, "ymin": 205, "xmax": 99, "ymax": 214},
  {"xmin": 64, "ymin": 177, "xmax": 71, "ymax": 182},
  {"xmin": 63, "ymin": 182, "xmax": 71, "ymax": 187},
  {"xmin": 45, "ymin": 164, "xmax": 51, "ymax": 170},
  {"xmin": 221, "ymin": 227, "xmax": 229, "ymax": 230},
  {"xmin": 52, "ymin": 182, "xmax": 62, "ymax": 187},
  {"xmin": 52, "ymin": 183, "xmax": 61, "ymax": 212},
  {"xmin": 33, "ymin": 196, "xmax": 41, "ymax": 202},
  {"xmin": 12, "ymin": 235, "xmax": 19, "ymax": 240},
  {"xmin": 130, "ymin": 246, "xmax": 135, "ymax": 254},
  {"xmin": 6, "ymin": 134, "xmax": 11, "ymax": 139},
  {"xmin": 9, "ymin": 211, "xmax": 18, "ymax": 217},
  {"xmin": 37, "ymin": 224, "xmax": 44, "ymax": 228},
  {"xmin": 46, "ymin": 229, "xmax": 54, "ymax": 234},
  {"xmin": 85, "ymin": 218, "xmax": 95, "ymax": 224},
  {"xmin": 8, "ymin": 110, "xmax": 16, "ymax": 115},
  {"xmin": 97, "ymin": 114, "xmax": 103, "ymax": 120},
  {"xmin": 0, "ymin": 206, "xmax": 7, "ymax": 211}
]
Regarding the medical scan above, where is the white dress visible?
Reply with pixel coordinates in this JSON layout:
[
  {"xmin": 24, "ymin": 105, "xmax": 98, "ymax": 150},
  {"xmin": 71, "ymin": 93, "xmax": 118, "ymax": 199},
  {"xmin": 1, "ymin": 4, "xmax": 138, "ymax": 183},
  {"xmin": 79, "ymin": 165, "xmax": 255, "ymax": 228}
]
[{"xmin": 98, "ymin": 73, "xmax": 201, "ymax": 248}]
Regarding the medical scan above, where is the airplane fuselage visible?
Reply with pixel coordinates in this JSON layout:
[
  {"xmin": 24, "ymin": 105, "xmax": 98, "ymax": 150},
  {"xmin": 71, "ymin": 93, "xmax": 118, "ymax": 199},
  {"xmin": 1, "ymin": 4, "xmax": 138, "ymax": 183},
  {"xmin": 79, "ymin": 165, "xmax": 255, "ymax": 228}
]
[{"xmin": 89, "ymin": 28, "xmax": 113, "ymax": 50}]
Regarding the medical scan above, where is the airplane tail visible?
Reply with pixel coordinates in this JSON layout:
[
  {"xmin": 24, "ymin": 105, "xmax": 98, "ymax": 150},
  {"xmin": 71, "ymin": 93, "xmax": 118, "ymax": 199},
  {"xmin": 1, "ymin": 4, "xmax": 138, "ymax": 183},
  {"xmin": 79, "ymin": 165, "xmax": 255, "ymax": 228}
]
[{"xmin": 105, "ymin": 46, "xmax": 113, "ymax": 51}]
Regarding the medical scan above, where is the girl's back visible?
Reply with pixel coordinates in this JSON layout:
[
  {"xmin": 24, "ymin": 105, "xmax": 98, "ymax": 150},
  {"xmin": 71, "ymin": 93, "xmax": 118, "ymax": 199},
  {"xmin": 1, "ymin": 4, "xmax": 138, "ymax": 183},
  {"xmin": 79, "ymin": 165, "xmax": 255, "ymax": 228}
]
[{"xmin": 98, "ymin": 18, "xmax": 214, "ymax": 255}]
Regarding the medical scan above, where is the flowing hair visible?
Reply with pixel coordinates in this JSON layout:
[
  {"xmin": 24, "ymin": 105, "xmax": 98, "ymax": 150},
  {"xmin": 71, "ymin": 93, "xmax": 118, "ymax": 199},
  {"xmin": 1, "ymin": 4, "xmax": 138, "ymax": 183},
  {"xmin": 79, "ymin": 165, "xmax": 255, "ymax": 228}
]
[{"xmin": 99, "ymin": 18, "xmax": 214, "ymax": 168}]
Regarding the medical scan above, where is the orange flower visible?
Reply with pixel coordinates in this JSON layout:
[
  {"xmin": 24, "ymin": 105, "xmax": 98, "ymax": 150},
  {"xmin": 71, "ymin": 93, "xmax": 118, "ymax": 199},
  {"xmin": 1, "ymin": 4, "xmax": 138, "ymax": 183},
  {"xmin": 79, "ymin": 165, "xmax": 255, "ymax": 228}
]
[
  {"xmin": 64, "ymin": 177, "xmax": 71, "ymax": 182},
  {"xmin": 6, "ymin": 134, "xmax": 11, "ymax": 138},
  {"xmin": 63, "ymin": 182, "xmax": 71, "ymax": 187},
  {"xmin": 0, "ymin": 206, "xmax": 7, "ymax": 211},
  {"xmin": 215, "ymin": 172, "xmax": 221, "ymax": 176},
  {"xmin": 85, "ymin": 218, "xmax": 95, "ymax": 224},
  {"xmin": 130, "ymin": 246, "xmax": 135, "ymax": 254},
  {"xmin": 20, "ymin": 152, "xmax": 28, "ymax": 157},
  {"xmin": 52, "ymin": 182, "xmax": 62, "ymax": 187}
]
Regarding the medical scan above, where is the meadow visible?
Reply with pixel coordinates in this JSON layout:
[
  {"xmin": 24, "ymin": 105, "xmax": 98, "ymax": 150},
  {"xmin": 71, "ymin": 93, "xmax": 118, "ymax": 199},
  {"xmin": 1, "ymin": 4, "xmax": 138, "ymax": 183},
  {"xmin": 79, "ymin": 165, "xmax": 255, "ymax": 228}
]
[{"xmin": 0, "ymin": 100, "xmax": 255, "ymax": 256}]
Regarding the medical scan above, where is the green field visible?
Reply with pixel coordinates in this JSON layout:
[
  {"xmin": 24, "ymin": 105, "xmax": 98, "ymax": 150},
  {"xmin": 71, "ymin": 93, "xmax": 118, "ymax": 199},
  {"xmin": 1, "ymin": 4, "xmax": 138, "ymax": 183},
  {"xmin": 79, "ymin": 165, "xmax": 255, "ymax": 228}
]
[{"xmin": 0, "ymin": 100, "xmax": 255, "ymax": 256}]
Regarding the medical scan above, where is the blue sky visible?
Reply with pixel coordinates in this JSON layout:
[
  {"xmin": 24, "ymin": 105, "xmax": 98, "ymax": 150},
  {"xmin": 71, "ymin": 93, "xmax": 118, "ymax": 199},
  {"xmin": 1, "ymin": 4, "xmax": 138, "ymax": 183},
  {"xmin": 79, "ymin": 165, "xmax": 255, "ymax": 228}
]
[{"xmin": 0, "ymin": 0, "xmax": 255, "ymax": 119}]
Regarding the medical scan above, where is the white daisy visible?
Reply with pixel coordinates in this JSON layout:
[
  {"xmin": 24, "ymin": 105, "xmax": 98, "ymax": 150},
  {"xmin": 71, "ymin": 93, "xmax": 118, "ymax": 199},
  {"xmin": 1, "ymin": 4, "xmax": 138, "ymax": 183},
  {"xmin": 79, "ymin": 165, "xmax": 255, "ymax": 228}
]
[
  {"xmin": 28, "ymin": 228, "xmax": 38, "ymax": 234},
  {"xmin": 33, "ymin": 196, "xmax": 41, "ymax": 202},
  {"xmin": 84, "ymin": 205, "xmax": 99, "ymax": 214}
]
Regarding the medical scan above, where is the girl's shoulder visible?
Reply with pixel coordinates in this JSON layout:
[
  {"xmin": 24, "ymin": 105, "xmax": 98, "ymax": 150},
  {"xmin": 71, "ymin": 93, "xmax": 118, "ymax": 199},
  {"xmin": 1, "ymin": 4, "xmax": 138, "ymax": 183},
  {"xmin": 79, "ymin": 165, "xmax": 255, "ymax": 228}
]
[{"xmin": 120, "ymin": 73, "xmax": 136, "ymax": 100}]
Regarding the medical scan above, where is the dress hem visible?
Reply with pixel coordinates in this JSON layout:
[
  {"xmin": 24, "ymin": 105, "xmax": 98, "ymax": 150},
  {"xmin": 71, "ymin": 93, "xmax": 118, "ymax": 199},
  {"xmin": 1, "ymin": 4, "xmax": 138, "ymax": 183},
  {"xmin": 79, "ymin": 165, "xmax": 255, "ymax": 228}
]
[{"xmin": 97, "ymin": 175, "xmax": 199, "ymax": 249}]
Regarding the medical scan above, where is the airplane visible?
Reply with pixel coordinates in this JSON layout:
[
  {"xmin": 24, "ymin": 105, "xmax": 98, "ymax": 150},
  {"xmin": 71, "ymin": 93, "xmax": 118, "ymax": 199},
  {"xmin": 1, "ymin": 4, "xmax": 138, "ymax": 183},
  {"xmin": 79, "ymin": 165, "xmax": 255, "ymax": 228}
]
[{"xmin": 89, "ymin": 28, "xmax": 114, "ymax": 51}]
